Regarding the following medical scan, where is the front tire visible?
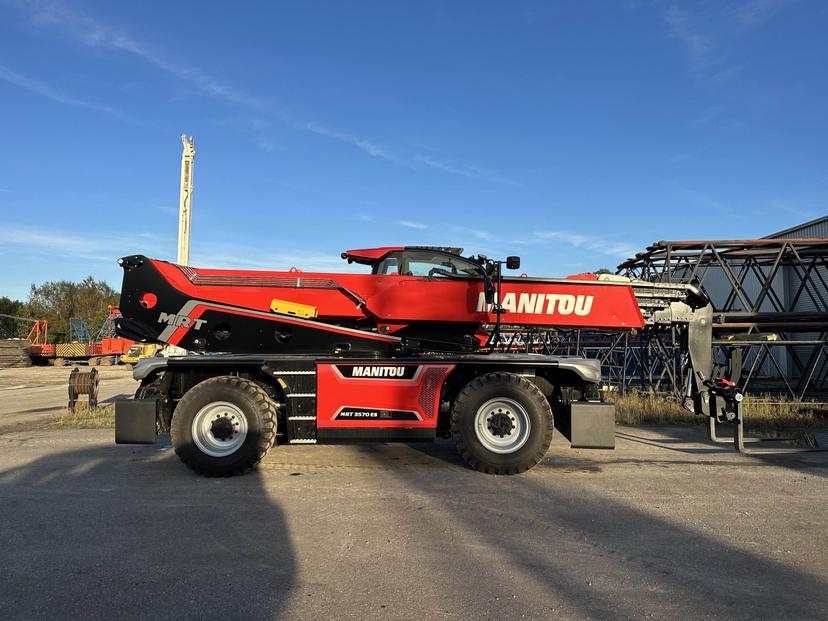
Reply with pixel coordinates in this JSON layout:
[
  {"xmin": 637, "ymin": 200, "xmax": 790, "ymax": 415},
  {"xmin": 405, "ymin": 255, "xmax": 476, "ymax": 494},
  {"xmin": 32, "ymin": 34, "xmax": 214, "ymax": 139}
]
[
  {"xmin": 171, "ymin": 376, "xmax": 277, "ymax": 477},
  {"xmin": 451, "ymin": 372, "xmax": 554, "ymax": 474}
]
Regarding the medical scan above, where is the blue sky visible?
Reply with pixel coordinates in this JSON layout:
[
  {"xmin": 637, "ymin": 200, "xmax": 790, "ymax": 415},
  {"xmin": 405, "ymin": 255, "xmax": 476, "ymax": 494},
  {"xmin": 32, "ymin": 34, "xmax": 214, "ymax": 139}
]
[{"xmin": 1, "ymin": 0, "xmax": 827, "ymax": 300}]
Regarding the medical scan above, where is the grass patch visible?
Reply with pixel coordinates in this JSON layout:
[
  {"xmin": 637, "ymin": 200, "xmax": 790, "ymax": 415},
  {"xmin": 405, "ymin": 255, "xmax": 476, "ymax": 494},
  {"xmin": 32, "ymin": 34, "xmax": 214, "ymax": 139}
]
[
  {"xmin": 609, "ymin": 392, "xmax": 828, "ymax": 434},
  {"xmin": 51, "ymin": 404, "xmax": 115, "ymax": 429},
  {"xmin": 610, "ymin": 392, "xmax": 691, "ymax": 426}
]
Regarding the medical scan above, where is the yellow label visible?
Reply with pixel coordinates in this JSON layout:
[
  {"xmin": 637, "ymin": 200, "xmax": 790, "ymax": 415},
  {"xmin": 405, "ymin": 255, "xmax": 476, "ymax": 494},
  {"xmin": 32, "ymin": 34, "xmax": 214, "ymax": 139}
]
[{"xmin": 270, "ymin": 298, "xmax": 318, "ymax": 319}]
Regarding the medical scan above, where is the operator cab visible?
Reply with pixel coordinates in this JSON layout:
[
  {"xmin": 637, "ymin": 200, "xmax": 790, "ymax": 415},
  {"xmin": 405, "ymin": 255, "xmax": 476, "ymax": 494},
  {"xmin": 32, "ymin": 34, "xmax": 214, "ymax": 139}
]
[
  {"xmin": 374, "ymin": 249, "xmax": 485, "ymax": 279},
  {"xmin": 342, "ymin": 246, "xmax": 485, "ymax": 279}
]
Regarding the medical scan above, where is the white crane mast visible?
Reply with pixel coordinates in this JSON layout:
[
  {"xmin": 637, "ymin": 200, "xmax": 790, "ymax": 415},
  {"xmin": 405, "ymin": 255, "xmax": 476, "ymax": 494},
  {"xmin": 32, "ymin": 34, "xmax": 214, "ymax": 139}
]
[{"xmin": 177, "ymin": 133, "xmax": 196, "ymax": 266}]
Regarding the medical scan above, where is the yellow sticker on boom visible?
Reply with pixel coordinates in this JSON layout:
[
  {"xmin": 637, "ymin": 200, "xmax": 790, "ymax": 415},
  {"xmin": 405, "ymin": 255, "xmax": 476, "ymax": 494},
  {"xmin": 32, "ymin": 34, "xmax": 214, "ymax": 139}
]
[{"xmin": 270, "ymin": 298, "xmax": 318, "ymax": 319}]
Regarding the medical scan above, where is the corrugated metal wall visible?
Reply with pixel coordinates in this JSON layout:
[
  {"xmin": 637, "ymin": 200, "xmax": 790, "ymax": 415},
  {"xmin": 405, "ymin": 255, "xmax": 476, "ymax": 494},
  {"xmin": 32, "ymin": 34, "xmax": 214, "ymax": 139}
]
[
  {"xmin": 773, "ymin": 216, "xmax": 828, "ymax": 389},
  {"xmin": 772, "ymin": 216, "xmax": 828, "ymax": 240}
]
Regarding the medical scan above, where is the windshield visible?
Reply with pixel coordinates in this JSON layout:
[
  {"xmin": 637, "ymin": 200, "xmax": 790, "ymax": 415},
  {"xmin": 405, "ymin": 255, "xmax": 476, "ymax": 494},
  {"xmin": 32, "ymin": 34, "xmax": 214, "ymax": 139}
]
[{"xmin": 374, "ymin": 250, "xmax": 483, "ymax": 279}]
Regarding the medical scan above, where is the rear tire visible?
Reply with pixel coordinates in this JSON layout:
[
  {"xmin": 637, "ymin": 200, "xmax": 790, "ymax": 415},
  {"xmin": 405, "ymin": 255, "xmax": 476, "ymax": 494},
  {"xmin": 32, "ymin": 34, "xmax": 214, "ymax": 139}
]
[
  {"xmin": 451, "ymin": 372, "xmax": 553, "ymax": 474},
  {"xmin": 171, "ymin": 376, "xmax": 277, "ymax": 477}
]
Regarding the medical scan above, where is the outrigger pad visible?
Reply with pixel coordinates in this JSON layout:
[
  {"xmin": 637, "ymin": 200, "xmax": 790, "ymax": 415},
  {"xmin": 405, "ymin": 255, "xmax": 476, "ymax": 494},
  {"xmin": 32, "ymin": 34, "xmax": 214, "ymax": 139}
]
[
  {"xmin": 557, "ymin": 402, "xmax": 616, "ymax": 449},
  {"xmin": 115, "ymin": 399, "xmax": 158, "ymax": 444}
]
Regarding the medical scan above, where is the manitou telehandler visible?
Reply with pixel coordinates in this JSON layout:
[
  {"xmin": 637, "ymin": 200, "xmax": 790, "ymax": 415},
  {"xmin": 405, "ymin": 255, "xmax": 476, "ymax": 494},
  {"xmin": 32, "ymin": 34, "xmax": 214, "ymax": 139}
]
[{"xmin": 114, "ymin": 246, "xmax": 735, "ymax": 476}]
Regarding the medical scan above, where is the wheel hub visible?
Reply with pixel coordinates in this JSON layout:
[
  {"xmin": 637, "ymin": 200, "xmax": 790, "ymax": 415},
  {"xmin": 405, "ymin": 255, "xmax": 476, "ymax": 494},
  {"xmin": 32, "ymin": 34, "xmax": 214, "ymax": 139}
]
[
  {"xmin": 487, "ymin": 410, "xmax": 515, "ymax": 437},
  {"xmin": 210, "ymin": 415, "xmax": 237, "ymax": 441},
  {"xmin": 191, "ymin": 401, "xmax": 248, "ymax": 458},
  {"xmin": 473, "ymin": 398, "xmax": 531, "ymax": 454}
]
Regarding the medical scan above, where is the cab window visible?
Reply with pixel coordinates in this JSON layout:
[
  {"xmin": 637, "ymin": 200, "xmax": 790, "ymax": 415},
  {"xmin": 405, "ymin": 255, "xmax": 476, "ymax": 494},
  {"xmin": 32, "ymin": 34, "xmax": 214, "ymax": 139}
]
[
  {"xmin": 377, "ymin": 257, "xmax": 400, "ymax": 275},
  {"xmin": 374, "ymin": 250, "xmax": 483, "ymax": 279}
]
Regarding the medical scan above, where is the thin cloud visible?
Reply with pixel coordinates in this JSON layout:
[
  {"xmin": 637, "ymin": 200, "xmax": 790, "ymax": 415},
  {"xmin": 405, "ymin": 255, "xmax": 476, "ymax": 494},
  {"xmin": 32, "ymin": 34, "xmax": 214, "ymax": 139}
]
[
  {"xmin": 454, "ymin": 226, "xmax": 493, "ymax": 241},
  {"xmin": 530, "ymin": 230, "xmax": 638, "ymax": 260},
  {"xmin": 664, "ymin": 5, "xmax": 737, "ymax": 82},
  {"xmin": 677, "ymin": 188, "xmax": 736, "ymax": 217},
  {"xmin": 17, "ymin": 3, "xmax": 516, "ymax": 186},
  {"xmin": 212, "ymin": 117, "xmax": 278, "ymax": 152},
  {"xmin": 689, "ymin": 105, "xmax": 722, "ymax": 128},
  {"xmin": 11, "ymin": 1, "xmax": 519, "ymax": 188},
  {"xmin": 0, "ymin": 64, "xmax": 135, "ymax": 123},
  {"xmin": 15, "ymin": 0, "xmax": 259, "ymax": 107},
  {"xmin": 304, "ymin": 123, "xmax": 398, "ymax": 162},
  {"xmin": 663, "ymin": 1, "xmax": 794, "ymax": 83},
  {"xmin": 301, "ymin": 123, "xmax": 517, "ymax": 186},
  {"xmin": 736, "ymin": 0, "xmax": 795, "ymax": 29},
  {"xmin": 255, "ymin": 136, "xmax": 278, "ymax": 153},
  {"xmin": 398, "ymin": 220, "xmax": 428, "ymax": 230},
  {"xmin": 768, "ymin": 200, "xmax": 816, "ymax": 220},
  {"xmin": 415, "ymin": 155, "xmax": 520, "ymax": 186},
  {"xmin": 0, "ymin": 225, "xmax": 354, "ymax": 274},
  {"xmin": 191, "ymin": 247, "xmax": 359, "ymax": 273},
  {"xmin": 534, "ymin": 231, "xmax": 592, "ymax": 247},
  {"xmin": 150, "ymin": 204, "xmax": 178, "ymax": 216},
  {"xmin": 0, "ymin": 225, "xmax": 171, "ymax": 262}
]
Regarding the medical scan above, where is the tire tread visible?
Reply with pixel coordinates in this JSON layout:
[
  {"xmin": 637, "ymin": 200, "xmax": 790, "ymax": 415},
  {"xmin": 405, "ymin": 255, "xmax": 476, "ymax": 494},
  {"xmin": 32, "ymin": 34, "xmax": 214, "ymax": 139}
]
[
  {"xmin": 451, "ymin": 372, "xmax": 553, "ymax": 475},
  {"xmin": 171, "ymin": 376, "xmax": 278, "ymax": 477}
]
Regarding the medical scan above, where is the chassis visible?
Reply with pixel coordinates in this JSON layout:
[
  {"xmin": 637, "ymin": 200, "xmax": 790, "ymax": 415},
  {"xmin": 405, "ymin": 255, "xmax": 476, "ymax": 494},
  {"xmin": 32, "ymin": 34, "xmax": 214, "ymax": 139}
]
[{"xmin": 116, "ymin": 352, "xmax": 615, "ymax": 476}]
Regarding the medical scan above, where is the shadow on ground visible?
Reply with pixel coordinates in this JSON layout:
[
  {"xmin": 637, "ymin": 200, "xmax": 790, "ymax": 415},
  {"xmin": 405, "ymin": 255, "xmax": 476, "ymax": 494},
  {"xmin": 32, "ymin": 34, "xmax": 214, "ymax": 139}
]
[
  {"xmin": 0, "ymin": 439, "xmax": 295, "ymax": 621},
  {"xmin": 615, "ymin": 426, "xmax": 828, "ymax": 479},
  {"xmin": 396, "ymin": 437, "xmax": 828, "ymax": 619},
  {"xmin": 1, "ymin": 429, "xmax": 826, "ymax": 620}
]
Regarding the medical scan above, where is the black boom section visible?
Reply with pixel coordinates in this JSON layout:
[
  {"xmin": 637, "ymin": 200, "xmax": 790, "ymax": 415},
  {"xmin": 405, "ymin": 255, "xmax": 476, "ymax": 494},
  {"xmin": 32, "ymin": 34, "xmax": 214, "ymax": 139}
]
[{"xmin": 116, "ymin": 255, "xmax": 399, "ymax": 355}]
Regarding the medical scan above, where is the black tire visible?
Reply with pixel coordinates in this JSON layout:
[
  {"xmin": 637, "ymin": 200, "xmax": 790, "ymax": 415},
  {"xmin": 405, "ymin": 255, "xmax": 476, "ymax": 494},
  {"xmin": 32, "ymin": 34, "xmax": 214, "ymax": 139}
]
[
  {"xmin": 451, "ymin": 372, "xmax": 553, "ymax": 475},
  {"xmin": 170, "ymin": 376, "xmax": 277, "ymax": 477}
]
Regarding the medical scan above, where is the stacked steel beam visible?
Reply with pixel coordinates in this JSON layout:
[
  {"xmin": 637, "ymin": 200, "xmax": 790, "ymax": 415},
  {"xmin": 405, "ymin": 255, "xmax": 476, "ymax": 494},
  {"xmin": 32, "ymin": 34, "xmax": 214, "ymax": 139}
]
[
  {"xmin": 498, "ymin": 237, "xmax": 828, "ymax": 399},
  {"xmin": 614, "ymin": 238, "xmax": 828, "ymax": 398}
]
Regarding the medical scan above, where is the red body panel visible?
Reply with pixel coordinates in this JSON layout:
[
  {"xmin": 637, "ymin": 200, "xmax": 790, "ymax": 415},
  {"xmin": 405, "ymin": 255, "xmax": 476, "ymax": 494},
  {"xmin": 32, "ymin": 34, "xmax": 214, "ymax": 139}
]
[
  {"xmin": 152, "ymin": 260, "xmax": 645, "ymax": 330},
  {"xmin": 316, "ymin": 363, "xmax": 455, "ymax": 429}
]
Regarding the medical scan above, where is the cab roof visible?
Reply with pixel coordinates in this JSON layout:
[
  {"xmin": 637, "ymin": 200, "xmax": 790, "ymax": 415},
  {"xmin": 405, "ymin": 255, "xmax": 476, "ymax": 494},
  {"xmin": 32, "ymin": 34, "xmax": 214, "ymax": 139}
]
[{"xmin": 341, "ymin": 246, "xmax": 464, "ymax": 265}]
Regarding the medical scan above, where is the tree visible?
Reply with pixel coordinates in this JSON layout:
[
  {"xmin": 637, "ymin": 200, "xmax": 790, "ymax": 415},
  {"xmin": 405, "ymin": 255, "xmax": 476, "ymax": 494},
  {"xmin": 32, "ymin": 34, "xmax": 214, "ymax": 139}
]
[
  {"xmin": 594, "ymin": 268, "xmax": 613, "ymax": 275},
  {"xmin": 0, "ymin": 296, "xmax": 26, "ymax": 338},
  {"xmin": 25, "ymin": 277, "xmax": 119, "ymax": 342}
]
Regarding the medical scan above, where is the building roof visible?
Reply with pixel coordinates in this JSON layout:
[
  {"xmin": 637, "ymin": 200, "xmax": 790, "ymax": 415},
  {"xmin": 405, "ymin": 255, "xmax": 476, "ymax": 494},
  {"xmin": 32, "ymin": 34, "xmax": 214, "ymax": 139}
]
[{"xmin": 765, "ymin": 214, "xmax": 828, "ymax": 239}]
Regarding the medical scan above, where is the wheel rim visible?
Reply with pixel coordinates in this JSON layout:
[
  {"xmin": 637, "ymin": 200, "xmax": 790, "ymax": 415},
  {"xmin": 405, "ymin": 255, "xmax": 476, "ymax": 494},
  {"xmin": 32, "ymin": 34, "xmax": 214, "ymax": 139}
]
[
  {"xmin": 191, "ymin": 401, "xmax": 248, "ymax": 457},
  {"xmin": 474, "ymin": 398, "xmax": 531, "ymax": 454}
]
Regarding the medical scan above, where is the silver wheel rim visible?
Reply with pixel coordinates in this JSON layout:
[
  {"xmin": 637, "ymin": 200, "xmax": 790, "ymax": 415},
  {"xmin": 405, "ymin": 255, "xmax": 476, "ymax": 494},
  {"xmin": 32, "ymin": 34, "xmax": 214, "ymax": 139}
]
[
  {"xmin": 474, "ymin": 398, "xmax": 531, "ymax": 454},
  {"xmin": 191, "ymin": 401, "xmax": 248, "ymax": 457}
]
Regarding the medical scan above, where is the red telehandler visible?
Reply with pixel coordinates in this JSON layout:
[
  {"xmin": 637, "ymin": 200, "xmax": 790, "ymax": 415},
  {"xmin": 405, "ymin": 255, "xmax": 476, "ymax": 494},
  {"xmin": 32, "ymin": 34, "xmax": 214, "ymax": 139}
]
[{"xmin": 114, "ymin": 246, "xmax": 735, "ymax": 476}]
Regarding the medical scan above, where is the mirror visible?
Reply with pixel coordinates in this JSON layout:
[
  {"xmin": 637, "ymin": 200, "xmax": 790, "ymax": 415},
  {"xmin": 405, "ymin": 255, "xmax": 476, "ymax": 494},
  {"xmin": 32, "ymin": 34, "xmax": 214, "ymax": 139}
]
[
  {"xmin": 484, "ymin": 274, "xmax": 494, "ymax": 305},
  {"xmin": 506, "ymin": 256, "xmax": 521, "ymax": 270}
]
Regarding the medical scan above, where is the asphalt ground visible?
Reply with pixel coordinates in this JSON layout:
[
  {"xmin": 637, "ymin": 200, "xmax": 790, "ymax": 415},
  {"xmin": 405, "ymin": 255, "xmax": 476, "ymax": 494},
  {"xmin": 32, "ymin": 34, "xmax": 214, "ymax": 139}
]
[
  {"xmin": 0, "ymin": 422, "xmax": 826, "ymax": 620},
  {"xmin": 0, "ymin": 366, "xmax": 137, "ymax": 432}
]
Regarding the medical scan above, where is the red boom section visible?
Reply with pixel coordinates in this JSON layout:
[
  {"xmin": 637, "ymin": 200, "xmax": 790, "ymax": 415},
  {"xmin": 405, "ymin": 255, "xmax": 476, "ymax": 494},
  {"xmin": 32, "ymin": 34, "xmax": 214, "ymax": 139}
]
[
  {"xmin": 316, "ymin": 363, "xmax": 456, "ymax": 429},
  {"xmin": 152, "ymin": 261, "xmax": 644, "ymax": 330}
]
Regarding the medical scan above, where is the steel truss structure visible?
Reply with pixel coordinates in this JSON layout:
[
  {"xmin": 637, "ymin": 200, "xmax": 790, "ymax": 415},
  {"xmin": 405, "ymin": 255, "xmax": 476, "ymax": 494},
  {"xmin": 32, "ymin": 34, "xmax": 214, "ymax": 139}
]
[{"xmin": 500, "ymin": 238, "xmax": 828, "ymax": 399}]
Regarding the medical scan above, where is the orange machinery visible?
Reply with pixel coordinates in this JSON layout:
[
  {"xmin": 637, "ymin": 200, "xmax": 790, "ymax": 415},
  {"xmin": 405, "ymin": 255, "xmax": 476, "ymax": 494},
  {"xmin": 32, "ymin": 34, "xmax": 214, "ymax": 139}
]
[{"xmin": 28, "ymin": 306, "xmax": 136, "ymax": 366}]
